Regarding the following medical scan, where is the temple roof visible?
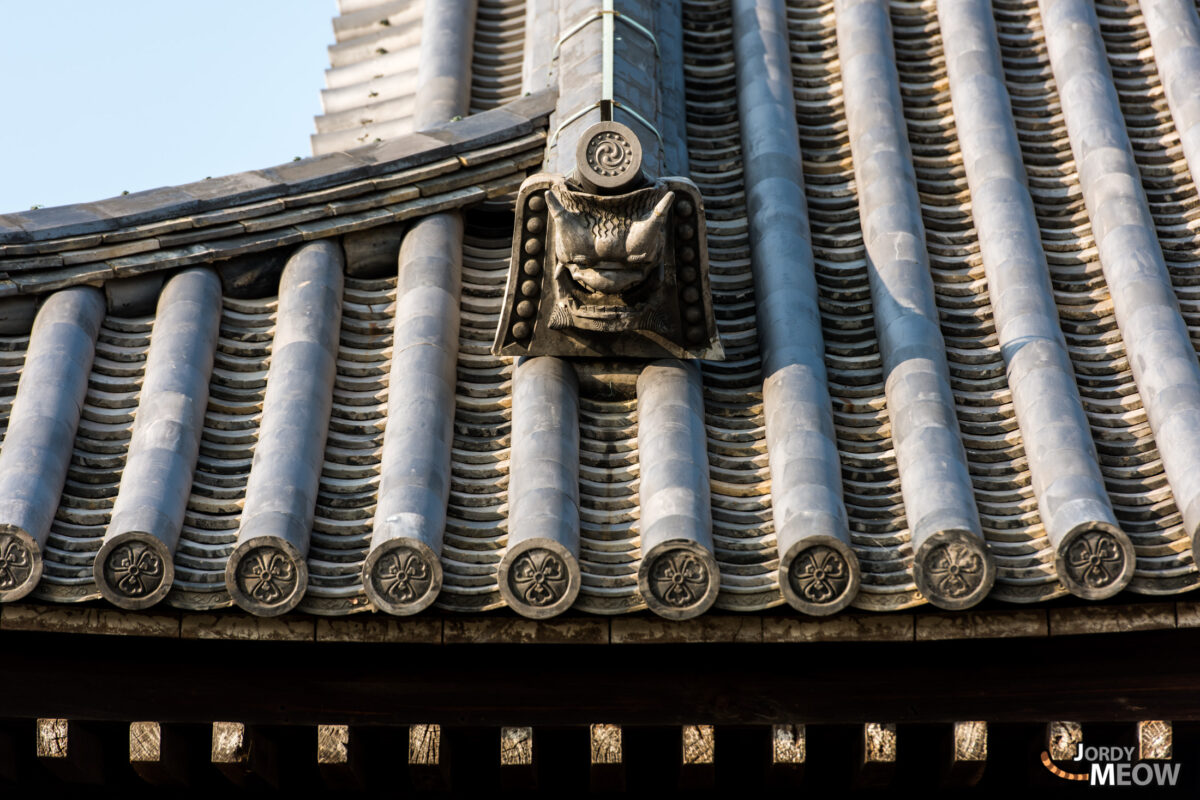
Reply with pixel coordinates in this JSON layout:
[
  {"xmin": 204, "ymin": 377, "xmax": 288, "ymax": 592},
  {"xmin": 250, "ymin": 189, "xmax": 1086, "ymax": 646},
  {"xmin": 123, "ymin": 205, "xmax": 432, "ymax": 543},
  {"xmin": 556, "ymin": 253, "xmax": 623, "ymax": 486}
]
[{"xmin": 2, "ymin": 0, "xmax": 1200, "ymax": 626}]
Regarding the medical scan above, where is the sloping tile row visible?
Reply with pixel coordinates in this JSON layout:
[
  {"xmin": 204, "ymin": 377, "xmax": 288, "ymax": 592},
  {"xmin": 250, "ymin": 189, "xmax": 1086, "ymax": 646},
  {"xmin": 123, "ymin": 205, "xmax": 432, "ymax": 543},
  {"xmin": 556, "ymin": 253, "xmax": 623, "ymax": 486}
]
[
  {"xmin": 16, "ymin": 213, "xmax": 523, "ymax": 614},
  {"xmin": 892, "ymin": 0, "xmax": 1057, "ymax": 602},
  {"xmin": 683, "ymin": 0, "xmax": 780, "ymax": 611},
  {"xmin": 35, "ymin": 316, "xmax": 149, "ymax": 601},
  {"xmin": 469, "ymin": 0, "xmax": 526, "ymax": 116},
  {"xmin": 305, "ymin": 277, "xmax": 395, "ymax": 612},
  {"xmin": 173, "ymin": 296, "xmax": 275, "ymax": 606},
  {"xmin": 994, "ymin": 0, "xmax": 1145, "ymax": 591},
  {"xmin": 314, "ymin": 0, "xmax": 525, "ymax": 154},
  {"xmin": 787, "ymin": 0, "xmax": 920, "ymax": 609},
  {"xmin": 996, "ymin": 0, "xmax": 1197, "ymax": 594},
  {"xmin": 314, "ymin": 0, "xmax": 426, "ymax": 154},
  {"xmin": 440, "ymin": 219, "xmax": 512, "ymax": 612},
  {"xmin": 1095, "ymin": 0, "xmax": 1200, "ymax": 591}
]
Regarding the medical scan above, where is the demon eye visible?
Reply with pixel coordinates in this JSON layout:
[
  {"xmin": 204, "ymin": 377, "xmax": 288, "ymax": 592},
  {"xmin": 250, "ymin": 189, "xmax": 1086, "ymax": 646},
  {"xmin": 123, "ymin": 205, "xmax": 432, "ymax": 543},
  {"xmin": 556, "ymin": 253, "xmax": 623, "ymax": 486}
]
[
  {"xmin": 626, "ymin": 253, "xmax": 648, "ymax": 264},
  {"xmin": 571, "ymin": 255, "xmax": 595, "ymax": 266}
]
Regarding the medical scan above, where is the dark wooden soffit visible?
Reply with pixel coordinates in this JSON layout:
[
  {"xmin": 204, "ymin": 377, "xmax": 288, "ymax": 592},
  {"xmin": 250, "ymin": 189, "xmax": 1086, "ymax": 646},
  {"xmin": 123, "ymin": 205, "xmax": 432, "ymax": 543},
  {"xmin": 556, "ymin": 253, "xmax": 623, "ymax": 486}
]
[
  {"xmin": 0, "ymin": 90, "xmax": 555, "ymax": 296},
  {"xmin": 1, "ymin": 623, "xmax": 1199, "ymax": 725}
]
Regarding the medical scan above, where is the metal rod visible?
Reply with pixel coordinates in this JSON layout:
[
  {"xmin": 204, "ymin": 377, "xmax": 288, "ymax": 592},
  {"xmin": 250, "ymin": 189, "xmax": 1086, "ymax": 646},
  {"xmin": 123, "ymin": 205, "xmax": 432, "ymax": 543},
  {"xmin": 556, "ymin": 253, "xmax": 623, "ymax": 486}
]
[
  {"xmin": 602, "ymin": 0, "xmax": 615, "ymax": 119},
  {"xmin": 552, "ymin": 9, "xmax": 660, "ymax": 60}
]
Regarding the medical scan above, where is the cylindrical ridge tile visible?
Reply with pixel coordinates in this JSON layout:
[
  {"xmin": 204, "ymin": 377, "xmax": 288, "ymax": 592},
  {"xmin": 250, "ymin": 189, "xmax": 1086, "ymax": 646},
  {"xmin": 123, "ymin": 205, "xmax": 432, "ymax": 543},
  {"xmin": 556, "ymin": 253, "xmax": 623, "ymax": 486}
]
[
  {"xmin": 225, "ymin": 241, "xmax": 344, "ymax": 616},
  {"xmin": 1040, "ymin": 0, "xmax": 1200, "ymax": 546},
  {"xmin": 412, "ymin": 0, "xmax": 478, "ymax": 130},
  {"xmin": 733, "ymin": 0, "xmax": 859, "ymax": 614},
  {"xmin": 836, "ymin": 0, "xmax": 994, "ymax": 609},
  {"xmin": 521, "ymin": 0, "xmax": 558, "ymax": 94},
  {"xmin": 94, "ymin": 267, "xmax": 223, "ymax": 609},
  {"xmin": 363, "ymin": 214, "xmax": 463, "ymax": 615},
  {"xmin": 636, "ymin": 360, "xmax": 718, "ymax": 620},
  {"xmin": 361, "ymin": 0, "xmax": 477, "ymax": 610},
  {"xmin": 939, "ymin": 0, "xmax": 1132, "ymax": 599},
  {"xmin": 0, "ymin": 286, "xmax": 105, "ymax": 602},
  {"xmin": 498, "ymin": 356, "xmax": 582, "ymax": 619},
  {"xmin": 766, "ymin": 369, "xmax": 861, "ymax": 613},
  {"xmin": 1142, "ymin": 0, "xmax": 1200, "ymax": 204},
  {"xmin": 360, "ymin": 0, "xmax": 477, "ymax": 606}
]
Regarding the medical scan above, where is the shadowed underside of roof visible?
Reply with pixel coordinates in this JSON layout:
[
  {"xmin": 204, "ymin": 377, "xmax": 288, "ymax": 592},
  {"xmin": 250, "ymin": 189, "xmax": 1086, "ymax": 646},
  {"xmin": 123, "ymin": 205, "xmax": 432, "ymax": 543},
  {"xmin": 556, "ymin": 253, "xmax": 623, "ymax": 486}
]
[{"xmin": 0, "ymin": 0, "xmax": 1199, "ymax": 622}]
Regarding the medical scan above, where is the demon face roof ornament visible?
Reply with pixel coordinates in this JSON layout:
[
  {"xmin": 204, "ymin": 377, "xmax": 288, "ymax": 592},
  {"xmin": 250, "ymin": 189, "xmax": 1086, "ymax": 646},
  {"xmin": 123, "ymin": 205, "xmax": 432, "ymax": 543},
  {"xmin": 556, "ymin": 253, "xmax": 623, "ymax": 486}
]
[{"xmin": 493, "ymin": 122, "xmax": 723, "ymax": 360}]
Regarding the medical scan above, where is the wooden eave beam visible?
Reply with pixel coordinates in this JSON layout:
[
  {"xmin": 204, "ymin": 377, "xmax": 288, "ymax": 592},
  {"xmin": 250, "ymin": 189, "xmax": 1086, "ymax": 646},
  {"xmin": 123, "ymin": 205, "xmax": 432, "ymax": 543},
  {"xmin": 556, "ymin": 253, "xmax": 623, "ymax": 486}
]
[{"xmin": 2, "ymin": 624, "xmax": 1200, "ymax": 725}]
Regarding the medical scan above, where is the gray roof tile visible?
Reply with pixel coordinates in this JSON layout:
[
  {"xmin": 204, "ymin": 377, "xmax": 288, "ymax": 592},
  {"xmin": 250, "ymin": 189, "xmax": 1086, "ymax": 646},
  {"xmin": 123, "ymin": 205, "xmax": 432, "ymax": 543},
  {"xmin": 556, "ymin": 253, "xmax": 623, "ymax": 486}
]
[{"xmin": 1, "ymin": 0, "xmax": 1199, "ymax": 630}]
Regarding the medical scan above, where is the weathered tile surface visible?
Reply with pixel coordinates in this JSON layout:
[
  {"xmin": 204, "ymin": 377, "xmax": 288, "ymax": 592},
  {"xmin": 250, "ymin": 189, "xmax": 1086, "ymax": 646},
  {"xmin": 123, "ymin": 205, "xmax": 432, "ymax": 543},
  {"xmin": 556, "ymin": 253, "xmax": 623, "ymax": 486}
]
[{"xmin": 0, "ymin": 0, "xmax": 1195, "ymax": 639}]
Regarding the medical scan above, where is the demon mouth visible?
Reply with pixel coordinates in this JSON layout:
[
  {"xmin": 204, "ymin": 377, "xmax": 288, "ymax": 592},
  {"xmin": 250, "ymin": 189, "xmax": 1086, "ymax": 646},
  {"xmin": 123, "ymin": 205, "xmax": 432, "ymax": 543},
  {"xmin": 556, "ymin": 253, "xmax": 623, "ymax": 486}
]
[{"xmin": 567, "ymin": 262, "xmax": 653, "ymax": 294}]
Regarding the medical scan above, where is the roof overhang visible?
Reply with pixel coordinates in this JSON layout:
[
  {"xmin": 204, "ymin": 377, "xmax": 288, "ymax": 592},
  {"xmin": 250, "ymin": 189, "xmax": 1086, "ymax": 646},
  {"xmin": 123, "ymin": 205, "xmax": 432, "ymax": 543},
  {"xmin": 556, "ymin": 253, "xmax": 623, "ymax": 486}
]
[{"xmin": 0, "ymin": 90, "xmax": 555, "ymax": 298}]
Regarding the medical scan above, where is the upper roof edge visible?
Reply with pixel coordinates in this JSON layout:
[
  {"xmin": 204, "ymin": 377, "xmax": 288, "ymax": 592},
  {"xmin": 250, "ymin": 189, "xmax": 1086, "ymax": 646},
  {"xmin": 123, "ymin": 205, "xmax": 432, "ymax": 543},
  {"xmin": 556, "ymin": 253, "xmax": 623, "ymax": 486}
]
[
  {"xmin": 0, "ymin": 599, "xmax": 1185, "ymax": 645},
  {"xmin": 0, "ymin": 90, "xmax": 555, "ymax": 251}
]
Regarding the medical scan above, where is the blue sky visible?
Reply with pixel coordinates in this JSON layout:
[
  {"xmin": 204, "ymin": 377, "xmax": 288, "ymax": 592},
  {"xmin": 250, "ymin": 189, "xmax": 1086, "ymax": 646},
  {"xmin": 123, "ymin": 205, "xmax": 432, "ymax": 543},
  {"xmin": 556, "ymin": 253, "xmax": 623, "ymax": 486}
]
[{"xmin": 0, "ymin": 1, "xmax": 334, "ymax": 212}]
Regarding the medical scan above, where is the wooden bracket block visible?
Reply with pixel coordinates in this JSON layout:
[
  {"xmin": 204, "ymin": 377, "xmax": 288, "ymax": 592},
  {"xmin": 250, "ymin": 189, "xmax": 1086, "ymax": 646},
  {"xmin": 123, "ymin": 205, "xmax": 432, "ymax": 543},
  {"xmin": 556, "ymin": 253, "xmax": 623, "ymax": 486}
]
[
  {"xmin": 771, "ymin": 723, "xmax": 806, "ymax": 765},
  {"xmin": 1138, "ymin": 721, "xmax": 1172, "ymax": 761},
  {"xmin": 854, "ymin": 722, "xmax": 896, "ymax": 788},
  {"xmin": 37, "ymin": 718, "xmax": 103, "ymax": 783},
  {"xmin": 768, "ymin": 724, "xmax": 805, "ymax": 787},
  {"xmin": 129, "ymin": 721, "xmax": 202, "ymax": 785},
  {"xmin": 944, "ymin": 721, "xmax": 987, "ymax": 787},
  {"xmin": 36, "ymin": 718, "xmax": 68, "ymax": 760},
  {"xmin": 408, "ymin": 723, "xmax": 449, "ymax": 791},
  {"xmin": 499, "ymin": 726, "xmax": 533, "ymax": 765},
  {"xmin": 680, "ymin": 725, "xmax": 715, "ymax": 788},
  {"xmin": 129, "ymin": 721, "xmax": 161, "ymax": 765},
  {"xmin": 211, "ymin": 721, "xmax": 279, "ymax": 787},
  {"xmin": 1047, "ymin": 721, "xmax": 1082, "ymax": 762},
  {"xmin": 317, "ymin": 724, "xmax": 365, "ymax": 789},
  {"xmin": 499, "ymin": 726, "xmax": 535, "ymax": 789},
  {"xmin": 316, "ymin": 724, "xmax": 348, "ymax": 766},
  {"xmin": 590, "ymin": 723, "xmax": 624, "ymax": 791}
]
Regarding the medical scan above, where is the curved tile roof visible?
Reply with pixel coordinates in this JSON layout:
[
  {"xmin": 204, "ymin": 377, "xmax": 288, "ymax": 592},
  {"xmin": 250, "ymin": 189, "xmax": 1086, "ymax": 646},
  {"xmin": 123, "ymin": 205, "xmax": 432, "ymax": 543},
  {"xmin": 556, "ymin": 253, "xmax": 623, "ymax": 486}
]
[{"xmin": 1, "ymin": 0, "xmax": 1200, "ymax": 622}]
